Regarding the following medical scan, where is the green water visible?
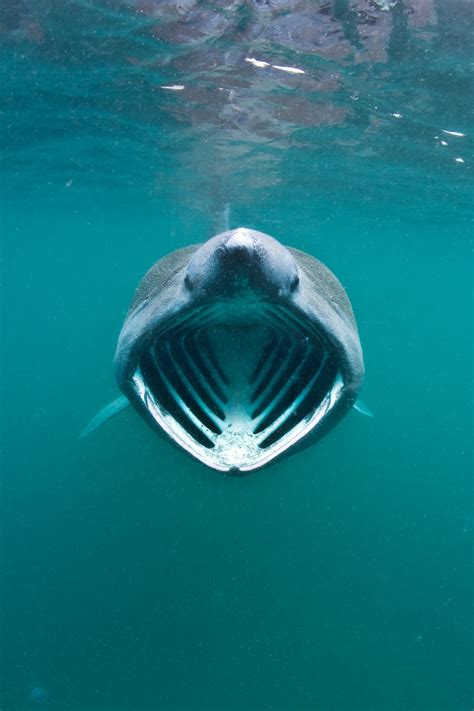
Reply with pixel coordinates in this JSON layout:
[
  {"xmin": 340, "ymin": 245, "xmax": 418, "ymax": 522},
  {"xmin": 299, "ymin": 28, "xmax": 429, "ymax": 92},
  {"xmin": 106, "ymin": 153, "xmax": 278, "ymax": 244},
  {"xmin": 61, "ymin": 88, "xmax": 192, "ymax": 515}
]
[{"xmin": 1, "ymin": 2, "xmax": 473, "ymax": 710}]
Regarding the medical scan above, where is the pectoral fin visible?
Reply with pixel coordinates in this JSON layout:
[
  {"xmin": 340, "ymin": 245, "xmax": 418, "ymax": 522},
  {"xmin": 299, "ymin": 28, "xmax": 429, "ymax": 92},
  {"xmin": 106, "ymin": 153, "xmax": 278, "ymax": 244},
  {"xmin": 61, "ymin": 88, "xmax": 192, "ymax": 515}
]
[
  {"xmin": 80, "ymin": 395, "xmax": 130, "ymax": 438},
  {"xmin": 353, "ymin": 399, "xmax": 374, "ymax": 417}
]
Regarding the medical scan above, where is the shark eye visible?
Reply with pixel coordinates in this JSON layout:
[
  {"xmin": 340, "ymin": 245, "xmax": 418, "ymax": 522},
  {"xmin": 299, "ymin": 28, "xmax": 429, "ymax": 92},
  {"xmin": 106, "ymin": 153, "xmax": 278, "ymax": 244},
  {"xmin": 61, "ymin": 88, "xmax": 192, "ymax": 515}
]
[
  {"xmin": 184, "ymin": 273, "xmax": 193, "ymax": 290},
  {"xmin": 290, "ymin": 274, "xmax": 300, "ymax": 292}
]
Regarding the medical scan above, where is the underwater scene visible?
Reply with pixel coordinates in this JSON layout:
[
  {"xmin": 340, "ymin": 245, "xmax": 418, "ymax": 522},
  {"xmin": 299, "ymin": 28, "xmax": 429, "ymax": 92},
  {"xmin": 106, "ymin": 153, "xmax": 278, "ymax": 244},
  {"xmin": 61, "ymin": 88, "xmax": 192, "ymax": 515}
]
[{"xmin": 1, "ymin": 1, "xmax": 473, "ymax": 710}]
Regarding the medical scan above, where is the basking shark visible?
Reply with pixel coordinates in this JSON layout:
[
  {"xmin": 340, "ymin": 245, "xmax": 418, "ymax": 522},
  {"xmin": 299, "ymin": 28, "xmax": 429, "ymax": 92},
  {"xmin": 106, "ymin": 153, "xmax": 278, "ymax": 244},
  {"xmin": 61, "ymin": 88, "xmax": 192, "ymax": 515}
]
[{"xmin": 83, "ymin": 228, "xmax": 369, "ymax": 473}]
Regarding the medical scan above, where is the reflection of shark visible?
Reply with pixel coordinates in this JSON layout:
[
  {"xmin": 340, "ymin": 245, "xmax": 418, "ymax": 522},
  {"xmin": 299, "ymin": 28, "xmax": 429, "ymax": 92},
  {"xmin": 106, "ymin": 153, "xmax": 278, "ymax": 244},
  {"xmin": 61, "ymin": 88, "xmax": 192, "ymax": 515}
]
[
  {"xmin": 83, "ymin": 228, "xmax": 370, "ymax": 473},
  {"xmin": 1, "ymin": 1, "xmax": 439, "ymax": 139}
]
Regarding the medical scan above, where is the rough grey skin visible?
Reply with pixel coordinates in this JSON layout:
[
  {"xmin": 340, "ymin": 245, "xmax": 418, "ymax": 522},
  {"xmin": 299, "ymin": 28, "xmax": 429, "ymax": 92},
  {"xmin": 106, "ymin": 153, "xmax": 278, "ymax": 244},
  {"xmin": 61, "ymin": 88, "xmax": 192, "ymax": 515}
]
[{"xmin": 114, "ymin": 228, "xmax": 364, "ymax": 473}]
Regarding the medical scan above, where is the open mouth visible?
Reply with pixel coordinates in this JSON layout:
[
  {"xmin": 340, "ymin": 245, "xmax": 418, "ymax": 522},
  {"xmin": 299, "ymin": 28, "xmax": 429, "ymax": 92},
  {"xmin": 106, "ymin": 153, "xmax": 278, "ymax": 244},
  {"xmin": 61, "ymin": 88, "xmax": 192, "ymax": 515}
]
[{"xmin": 131, "ymin": 301, "xmax": 343, "ymax": 472}]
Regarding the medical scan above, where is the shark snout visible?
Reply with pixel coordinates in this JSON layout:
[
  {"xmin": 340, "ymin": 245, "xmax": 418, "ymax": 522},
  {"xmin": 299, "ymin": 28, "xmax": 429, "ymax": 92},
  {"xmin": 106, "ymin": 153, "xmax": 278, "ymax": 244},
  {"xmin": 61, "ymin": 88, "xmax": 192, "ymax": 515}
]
[
  {"xmin": 224, "ymin": 228, "xmax": 256, "ymax": 257},
  {"xmin": 185, "ymin": 227, "xmax": 299, "ymax": 299},
  {"xmin": 220, "ymin": 229, "xmax": 258, "ymax": 290}
]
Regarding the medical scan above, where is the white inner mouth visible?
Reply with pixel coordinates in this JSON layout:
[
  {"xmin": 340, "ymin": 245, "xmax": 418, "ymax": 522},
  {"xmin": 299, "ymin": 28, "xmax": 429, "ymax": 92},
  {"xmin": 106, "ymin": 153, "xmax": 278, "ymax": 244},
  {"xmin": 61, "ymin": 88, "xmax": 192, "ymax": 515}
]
[{"xmin": 131, "ymin": 302, "xmax": 343, "ymax": 472}]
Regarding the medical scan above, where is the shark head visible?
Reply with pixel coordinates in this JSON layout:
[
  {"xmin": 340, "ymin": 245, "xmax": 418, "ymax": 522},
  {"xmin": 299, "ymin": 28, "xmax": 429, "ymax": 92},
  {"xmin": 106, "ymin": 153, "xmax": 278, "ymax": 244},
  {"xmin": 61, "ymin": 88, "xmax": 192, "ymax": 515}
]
[{"xmin": 114, "ymin": 228, "xmax": 364, "ymax": 473}]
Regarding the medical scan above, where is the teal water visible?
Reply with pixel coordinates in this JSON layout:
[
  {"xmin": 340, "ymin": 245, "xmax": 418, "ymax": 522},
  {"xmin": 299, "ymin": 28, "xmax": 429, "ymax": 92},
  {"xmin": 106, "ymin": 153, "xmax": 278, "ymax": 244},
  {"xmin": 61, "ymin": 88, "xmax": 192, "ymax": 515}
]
[{"xmin": 1, "ymin": 2, "xmax": 473, "ymax": 710}]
